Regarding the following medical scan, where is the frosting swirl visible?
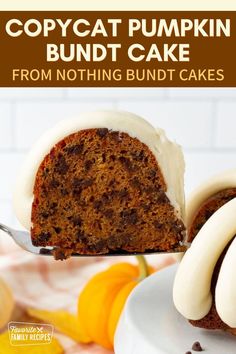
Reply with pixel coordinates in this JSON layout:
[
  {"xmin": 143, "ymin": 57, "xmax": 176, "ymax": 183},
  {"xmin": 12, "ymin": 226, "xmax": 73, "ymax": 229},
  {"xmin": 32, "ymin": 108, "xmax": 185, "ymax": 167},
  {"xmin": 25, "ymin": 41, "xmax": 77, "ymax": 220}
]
[{"xmin": 173, "ymin": 170, "xmax": 236, "ymax": 326}]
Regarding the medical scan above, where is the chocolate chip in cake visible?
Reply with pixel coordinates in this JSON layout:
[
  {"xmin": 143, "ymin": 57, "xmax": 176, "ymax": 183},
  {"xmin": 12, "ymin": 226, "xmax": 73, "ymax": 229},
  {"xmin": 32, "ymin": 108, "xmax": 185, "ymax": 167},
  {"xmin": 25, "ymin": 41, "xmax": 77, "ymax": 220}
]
[
  {"xmin": 61, "ymin": 188, "xmax": 69, "ymax": 196},
  {"xmin": 109, "ymin": 178, "xmax": 116, "ymax": 187},
  {"xmin": 171, "ymin": 221, "xmax": 186, "ymax": 240},
  {"xmin": 144, "ymin": 186, "xmax": 156, "ymax": 194},
  {"xmin": 171, "ymin": 221, "xmax": 185, "ymax": 232},
  {"xmin": 71, "ymin": 216, "xmax": 82, "ymax": 227},
  {"xmin": 153, "ymin": 221, "xmax": 163, "ymax": 230},
  {"xmin": 102, "ymin": 153, "xmax": 107, "ymax": 163},
  {"xmin": 101, "ymin": 193, "xmax": 110, "ymax": 203},
  {"xmin": 97, "ymin": 128, "xmax": 109, "ymax": 138},
  {"xmin": 120, "ymin": 209, "xmax": 138, "ymax": 225},
  {"xmin": 42, "ymin": 167, "xmax": 49, "ymax": 177},
  {"xmin": 192, "ymin": 341, "xmax": 203, "ymax": 351},
  {"xmin": 141, "ymin": 203, "xmax": 151, "ymax": 212},
  {"xmin": 54, "ymin": 155, "xmax": 69, "ymax": 175},
  {"xmin": 53, "ymin": 227, "xmax": 62, "ymax": 234},
  {"xmin": 65, "ymin": 143, "xmax": 84, "ymax": 155},
  {"xmin": 83, "ymin": 179, "xmax": 94, "ymax": 187},
  {"xmin": 40, "ymin": 186, "xmax": 48, "ymax": 197},
  {"xmin": 107, "ymin": 234, "xmax": 131, "ymax": 249},
  {"xmin": 72, "ymin": 178, "xmax": 82, "ymax": 188},
  {"xmin": 72, "ymin": 188, "xmax": 82, "ymax": 198},
  {"xmin": 88, "ymin": 239, "xmax": 107, "ymax": 252},
  {"xmin": 156, "ymin": 192, "xmax": 169, "ymax": 204},
  {"xmin": 119, "ymin": 156, "xmax": 135, "ymax": 172},
  {"xmin": 38, "ymin": 232, "xmax": 51, "ymax": 242},
  {"xmin": 73, "ymin": 177, "xmax": 94, "ymax": 189},
  {"xmin": 131, "ymin": 150, "xmax": 145, "ymax": 161},
  {"xmin": 107, "ymin": 236, "xmax": 122, "ymax": 248},
  {"xmin": 118, "ymin": 189, "xmax": 129, "ymax": 199},
  {"xmin": 41, "ymin": 211, "xmax": 50, "ymax": 219},
  {"xmin": 49, "ymin": 202, "xmax": 58, "ymax": 215},
  {"xmin": 149, "ymin": 169, "xmax": 157, "ymax": 178},
  {"xmin": 36, "ymin": 232, "xmax": 51, "ymax": 244},
  {"xmin": 84, "ymin": 159, "xmax": 93, "ymax": 171},
  {"xmin": 185, "ymin": 352, "xmax": 192, "ymax": 354},
  {"xmin": 49, "ymin": 179, "xmax": 60, "ymax": 188},
  {"xmin": 102, "ymin": 191, "xmax": 117, "ymax": 203},
  {"xmin": 94, "ymin": 200, "xmax": 102, "ymax": 211},
  {"xmin": 131, "ymin": 177, "xmax": 141, "ymax": 189},
  {"xmin": 76, "ymin": 230, "xmax": 86, "ymax": 242},
  {"xmin": 103, "ymin": 209, "xmax": 114, "ymax": 219},
  {"xmin": 110, "ymin": 154, "xmax": 116, "ymax": 162},
  {"xmin": 110, "ymin": 131, "xmax": 122, "ymax": 142}
]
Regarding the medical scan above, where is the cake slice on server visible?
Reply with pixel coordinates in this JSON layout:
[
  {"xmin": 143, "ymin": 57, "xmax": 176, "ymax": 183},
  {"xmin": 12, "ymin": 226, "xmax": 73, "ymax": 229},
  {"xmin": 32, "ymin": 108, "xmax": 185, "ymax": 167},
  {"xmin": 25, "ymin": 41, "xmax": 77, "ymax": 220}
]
[
  {"xmin": 14, "ymin": 110, "xmax": 186, "ymax": 260},
  {"xmin": 173, "ymin": 170, "xmax": 236, "ymax": 334}
]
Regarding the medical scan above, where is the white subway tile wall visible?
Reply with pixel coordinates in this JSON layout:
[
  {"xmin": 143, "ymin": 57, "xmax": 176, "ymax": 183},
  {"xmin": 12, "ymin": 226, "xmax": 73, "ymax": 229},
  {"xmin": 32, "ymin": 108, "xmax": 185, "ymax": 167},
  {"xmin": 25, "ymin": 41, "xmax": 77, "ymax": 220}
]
[{"xmin": 0, "ymin": 87, "xmax": 236, "ymax": 229}]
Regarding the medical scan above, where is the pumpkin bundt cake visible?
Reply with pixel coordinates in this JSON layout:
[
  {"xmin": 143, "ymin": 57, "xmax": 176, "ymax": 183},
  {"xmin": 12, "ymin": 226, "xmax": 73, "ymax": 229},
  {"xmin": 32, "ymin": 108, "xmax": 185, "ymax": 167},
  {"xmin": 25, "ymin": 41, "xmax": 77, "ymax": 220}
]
[
  {"xmin": 14, "ymin": 111, "xmax": 186, "ymax": 260},
  {"xmin": 173, "ymin": 170, "xmax": 236, "ymax": 334}
]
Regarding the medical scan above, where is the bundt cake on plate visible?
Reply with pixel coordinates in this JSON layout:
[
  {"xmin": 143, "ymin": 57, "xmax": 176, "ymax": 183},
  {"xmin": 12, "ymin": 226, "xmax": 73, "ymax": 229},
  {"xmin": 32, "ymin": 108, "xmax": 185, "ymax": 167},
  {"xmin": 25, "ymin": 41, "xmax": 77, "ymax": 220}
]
[{"xmin": 173, "ymin": 169, "xmax": 236, "ymax": 334}]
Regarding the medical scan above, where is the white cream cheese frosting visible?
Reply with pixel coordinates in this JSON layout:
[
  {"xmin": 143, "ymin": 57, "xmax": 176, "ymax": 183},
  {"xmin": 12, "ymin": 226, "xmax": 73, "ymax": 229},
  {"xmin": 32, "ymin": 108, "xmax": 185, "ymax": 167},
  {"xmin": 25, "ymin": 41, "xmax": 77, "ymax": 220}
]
[
  {"xmin": 173, "ymin": 198, "xmax": 236, "ymax": 321},
  {"xmin": 173, "ymin": 169, "xmax": 236, "ymax": 327},
  {"xmin": 13, "ymin": 110, "xmax": 185, "ymax": 231},
  {"xmin": 215, "ymin": 236, "xmax": 236, "ymax": 327}
]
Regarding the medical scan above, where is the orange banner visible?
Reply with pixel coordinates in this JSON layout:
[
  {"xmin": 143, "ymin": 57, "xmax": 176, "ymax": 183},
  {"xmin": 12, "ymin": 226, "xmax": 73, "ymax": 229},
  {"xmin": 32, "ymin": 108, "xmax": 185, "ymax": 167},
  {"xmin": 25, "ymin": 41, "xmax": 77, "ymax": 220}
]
[{"xmin": 0, "ymin": 11, "xmax": 235, "ymax": 86}]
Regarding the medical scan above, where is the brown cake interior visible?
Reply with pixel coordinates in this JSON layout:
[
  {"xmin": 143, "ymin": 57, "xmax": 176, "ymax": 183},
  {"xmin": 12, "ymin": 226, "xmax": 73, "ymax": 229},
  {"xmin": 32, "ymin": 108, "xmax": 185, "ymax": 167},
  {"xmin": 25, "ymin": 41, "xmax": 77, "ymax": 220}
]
[
  {"xmin": 188, "ymin": 188, "xmax": 236, "ymax": 331},
  {"xmin": 31, "ymin": 128, "xmax": 185, "ymax": 260}
]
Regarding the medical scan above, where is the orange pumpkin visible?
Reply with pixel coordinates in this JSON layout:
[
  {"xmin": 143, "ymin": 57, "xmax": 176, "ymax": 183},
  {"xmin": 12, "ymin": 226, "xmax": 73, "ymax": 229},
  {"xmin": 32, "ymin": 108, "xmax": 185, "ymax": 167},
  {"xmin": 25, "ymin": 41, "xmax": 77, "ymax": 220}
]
[{"xmin": 78, "ymin": 256, "xmax": 155, "ymax": 349}]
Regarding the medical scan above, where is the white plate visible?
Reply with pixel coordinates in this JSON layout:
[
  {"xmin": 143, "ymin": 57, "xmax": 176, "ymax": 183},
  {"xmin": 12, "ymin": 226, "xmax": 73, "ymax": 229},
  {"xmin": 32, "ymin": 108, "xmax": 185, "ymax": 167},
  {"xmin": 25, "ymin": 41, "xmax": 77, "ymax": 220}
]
[{"xmin": 115, "ymin": 264, "xmax": 236, "ymax": 354}]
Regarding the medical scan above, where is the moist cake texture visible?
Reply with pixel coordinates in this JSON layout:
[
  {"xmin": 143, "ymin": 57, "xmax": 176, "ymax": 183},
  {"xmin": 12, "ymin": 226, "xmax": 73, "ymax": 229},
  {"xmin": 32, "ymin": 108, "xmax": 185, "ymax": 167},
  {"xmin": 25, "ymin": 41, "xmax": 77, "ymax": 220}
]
[{"xmin": 31, "ymin": 128, "xmax": 185, "ymax": 259}]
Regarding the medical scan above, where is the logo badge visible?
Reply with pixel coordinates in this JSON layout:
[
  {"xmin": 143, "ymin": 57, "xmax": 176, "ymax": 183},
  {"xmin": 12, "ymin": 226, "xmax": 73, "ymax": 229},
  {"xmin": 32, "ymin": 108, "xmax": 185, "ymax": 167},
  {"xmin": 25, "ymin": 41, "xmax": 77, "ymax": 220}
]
[{"xmin": 8, "ymin": 322, "xmax": 54, "ymax": 346}]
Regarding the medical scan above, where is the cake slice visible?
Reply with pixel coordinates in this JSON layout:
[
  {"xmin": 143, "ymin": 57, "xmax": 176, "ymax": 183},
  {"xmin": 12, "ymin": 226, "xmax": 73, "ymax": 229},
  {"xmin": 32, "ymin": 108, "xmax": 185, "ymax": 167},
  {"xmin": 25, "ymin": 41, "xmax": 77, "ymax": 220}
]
[
  {"xmin": 173, "ymin": 170, "xmax": 236, "ymax": 334},
  {"xmin": 14, "ymin": 111, "xmax": 186, "ymax": 260}
]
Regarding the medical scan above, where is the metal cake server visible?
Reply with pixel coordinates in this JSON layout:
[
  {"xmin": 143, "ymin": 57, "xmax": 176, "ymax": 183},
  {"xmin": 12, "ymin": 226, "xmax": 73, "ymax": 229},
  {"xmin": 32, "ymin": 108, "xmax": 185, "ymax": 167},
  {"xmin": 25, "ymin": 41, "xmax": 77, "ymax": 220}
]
[
  {"xmin": 0, "ymin": 222, "xmax": 52, "ymax": 255},
  {"xmin": 0, "ymin": 222, "xmax": 186, "ymax": 257}
]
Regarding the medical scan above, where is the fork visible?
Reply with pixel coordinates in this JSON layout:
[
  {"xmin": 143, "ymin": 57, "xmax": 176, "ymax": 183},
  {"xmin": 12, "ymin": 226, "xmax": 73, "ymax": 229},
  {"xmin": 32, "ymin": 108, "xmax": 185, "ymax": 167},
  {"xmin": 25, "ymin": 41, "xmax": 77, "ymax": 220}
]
[{"xmin": 0, "ymin": 222, "xmax": 186, "ymax": 257}]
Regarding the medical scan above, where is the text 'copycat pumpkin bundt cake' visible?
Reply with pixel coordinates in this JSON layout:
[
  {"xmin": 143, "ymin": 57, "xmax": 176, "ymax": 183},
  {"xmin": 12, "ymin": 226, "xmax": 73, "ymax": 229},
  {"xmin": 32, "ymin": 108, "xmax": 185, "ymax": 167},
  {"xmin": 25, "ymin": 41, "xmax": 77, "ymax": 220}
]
[
  {"xmin": 173, "ymin": 169, "xmax": 236, "ymax": 334},
  {"xmin": 14, "ymin": 110, "xmax": 186, "ymax": 260}
]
